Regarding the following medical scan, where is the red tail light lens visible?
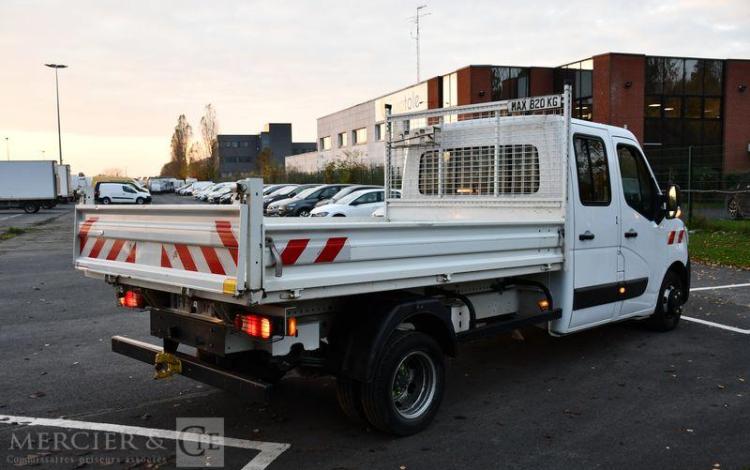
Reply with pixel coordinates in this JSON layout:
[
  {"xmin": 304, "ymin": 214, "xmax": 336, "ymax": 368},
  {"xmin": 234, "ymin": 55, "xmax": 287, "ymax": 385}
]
[
  {"xmin": 234, "ymin": 314, "xmax": 272, "ymax": 339},
  {"xmin": 118, "ymin": 290, "xmax": 144, "ymax": 309}
]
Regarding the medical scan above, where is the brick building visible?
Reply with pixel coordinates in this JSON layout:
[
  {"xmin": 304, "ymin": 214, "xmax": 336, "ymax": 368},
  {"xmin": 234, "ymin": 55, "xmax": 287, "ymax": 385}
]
[{"xmin": 286, "ymin": 53, "xmax": 750, "ymax": 184}]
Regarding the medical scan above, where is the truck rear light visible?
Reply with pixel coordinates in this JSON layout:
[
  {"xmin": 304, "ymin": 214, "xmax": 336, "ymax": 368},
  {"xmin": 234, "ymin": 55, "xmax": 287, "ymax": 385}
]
[
  {"xmin": 287, "ymin": 317, "xmax": 297, "ymax": 337},
  {"xmin": 118, "ymin": 290, "xmax": 144, "ymax": 309},
  {"xmin": 235, "ymin": 314, "xmax": 272, "ymax": 339}
]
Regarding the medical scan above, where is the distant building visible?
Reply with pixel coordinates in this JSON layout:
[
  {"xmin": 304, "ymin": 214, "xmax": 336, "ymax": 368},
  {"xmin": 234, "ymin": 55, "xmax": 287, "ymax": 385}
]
[
  {"xmin": 287, "ymin": 52, "xmax": 750, "ymax": 184},
  {"xmin": 218, "ymin": 123, "xmax": 315, "ymax": 177}
]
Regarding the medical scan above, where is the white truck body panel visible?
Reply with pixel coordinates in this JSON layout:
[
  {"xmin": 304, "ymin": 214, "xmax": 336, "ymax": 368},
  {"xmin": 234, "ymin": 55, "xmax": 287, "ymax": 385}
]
[
  {"xmin": 0, "ymin": 160, "xmax": 58, "ymax": 200},
  {"xmin": 55, "ymin": 163, "xmax": 72, "ymax": 198}
]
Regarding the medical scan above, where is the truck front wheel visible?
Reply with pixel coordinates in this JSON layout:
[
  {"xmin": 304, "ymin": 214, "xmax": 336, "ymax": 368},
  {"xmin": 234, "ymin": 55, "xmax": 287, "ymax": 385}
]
[
  {"xmin": 646, "ymin": 270, "xmax": 684, "ymax": 332},
  {"xmin": 360, "ymin": 331, "xmax": 445, "ymax": 436}
]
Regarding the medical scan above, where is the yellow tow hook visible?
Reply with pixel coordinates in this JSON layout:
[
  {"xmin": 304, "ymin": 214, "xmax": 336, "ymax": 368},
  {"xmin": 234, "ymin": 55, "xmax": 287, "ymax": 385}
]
[{"xmin": 154, "ymin": 351, "xmax": 182, "ymax": 379}]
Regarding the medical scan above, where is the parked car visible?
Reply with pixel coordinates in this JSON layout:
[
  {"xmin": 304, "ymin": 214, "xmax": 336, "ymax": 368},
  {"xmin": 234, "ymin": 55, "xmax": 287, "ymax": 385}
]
[
  {"xmin": 194, "ymin": 183, "xmax": 222, "ymax": 200},
  {"xmin": 268, "ymin": 184, "xmax": 350, "ymax": 217},
  {"xmin": 181, "ymin": 181, "xmax": 213, "ymax": 196},
  {"xmin": 314, "ymin": 185, "xmax": 381, "ymax": 208},
  {"xmin": 207, "ymin": 185, "xmax": 235, "ymax": 204},
  {"xmin": 95, "ymin": 182, "xmax": 152, "ymax": 205},
  {"xmin": 263, "ymin": 184, "xmax": 318, "ymax": 211},
  {"xmin": 310, "ymin": 189, "xmax": 399, "ymax": 217},
  {"xmin": 727, "ymin": 183, "xmax": 750, "ymax": 219}
]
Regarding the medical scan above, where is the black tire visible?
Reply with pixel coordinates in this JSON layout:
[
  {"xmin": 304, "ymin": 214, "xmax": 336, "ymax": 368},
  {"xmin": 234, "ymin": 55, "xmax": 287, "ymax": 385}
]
[
  {"xmin": 727, "ymin": 197, "xmax": 742, "ymax": 220},
  {"xmin": 136, "ymin": 197, "xmax": 145, "ymax": 205},
  {"xmin": 360, "ymin": 331, "xmax": 445, "ymax": 436},
  {"xmin": 336, "ymin": 377, "xmax": 366, "ymax": 422},
  {"xmin": 22, "ymin": 202, "xmax": 40, "ymax": 214},
  {"xmin": 333, "ymin": 214, "xmax": 346, "ymax": 217},
  {"xmin": 41, "ymin": 201, "xmax": 55, "ymax": 209},
  {"xmin": 101, "ymin": 197, "xmax": 111, "ymax": 205},
  {"xmin": 646, "ymin": 270, "xmax": 685, "ymax": 332},
  {"xmin": 296, "ymin": 208, "xmax": 311, "ymax": 217}
]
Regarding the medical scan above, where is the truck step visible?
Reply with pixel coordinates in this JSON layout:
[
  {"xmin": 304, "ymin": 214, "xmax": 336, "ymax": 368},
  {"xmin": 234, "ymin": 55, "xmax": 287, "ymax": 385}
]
[{"xmin": 456, "ymin": 308, "xmax": 562, "ymax": 341}]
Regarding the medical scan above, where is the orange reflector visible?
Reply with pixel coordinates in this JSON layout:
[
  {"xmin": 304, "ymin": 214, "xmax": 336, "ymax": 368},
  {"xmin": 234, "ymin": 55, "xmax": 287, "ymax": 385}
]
[
  {"xmin": 119, "ymin": 290, "xmax": 144, "ymax": 309},
  {"xmin": 287, "ymin": 317, "xmax": 297, "ymax": 337},
  {"xmin": 537, "ymin": 299, "xmax": 550, "ymax": 311},
  {"xmin": 234, "ymin": 314, "xmax": 272, "ymax": 340},
  {"xmin": 618, "ymin": 286, "xmax": 626, "ymax": 295}
]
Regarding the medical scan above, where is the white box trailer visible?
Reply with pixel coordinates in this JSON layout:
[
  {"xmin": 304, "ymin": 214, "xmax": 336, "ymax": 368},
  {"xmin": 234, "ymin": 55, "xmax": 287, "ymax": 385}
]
[
  {"xmin": 74, "ymin": 88, "xmax": 690, "ymax": 435},
  {"xmin": 0, "ymin": 160, "xmax": 59, "ymax": 213},
  {"xmin": 55, "ymin": 163, "xmax": 73, "ymax": 202}
]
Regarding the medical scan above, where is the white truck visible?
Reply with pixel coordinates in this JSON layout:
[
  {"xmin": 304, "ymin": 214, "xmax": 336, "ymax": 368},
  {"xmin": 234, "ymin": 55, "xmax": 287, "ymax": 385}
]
[
  {"xmin": 74, "ymin": 88, "xmax": 689, "ymax": 435},
  {"xmin": 1, "ymin": 160, "xmax": 59, "ymax": 213}
]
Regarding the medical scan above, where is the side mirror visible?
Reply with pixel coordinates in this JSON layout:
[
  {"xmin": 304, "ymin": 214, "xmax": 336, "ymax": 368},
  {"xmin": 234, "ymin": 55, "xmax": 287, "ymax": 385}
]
[{"xmin": 665, "ymin": 184, "xmax": 680, "ymax": 219}]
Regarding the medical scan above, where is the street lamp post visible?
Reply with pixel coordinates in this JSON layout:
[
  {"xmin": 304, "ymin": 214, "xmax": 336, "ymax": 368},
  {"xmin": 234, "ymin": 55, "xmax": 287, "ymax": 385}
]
[
  {"xmin": 4, "ymin": 137, "xmax": 8, "ymax": 161},
  {"xmin": 44, "ymin": 63, "xmax": 67, "ymax": 165}
]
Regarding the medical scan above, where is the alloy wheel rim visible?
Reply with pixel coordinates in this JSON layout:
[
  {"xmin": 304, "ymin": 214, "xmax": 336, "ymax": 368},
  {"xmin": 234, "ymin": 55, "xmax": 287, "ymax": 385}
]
[{"xmin": 390, "ymin": 351, "xmax": 437, "ymax": 420}]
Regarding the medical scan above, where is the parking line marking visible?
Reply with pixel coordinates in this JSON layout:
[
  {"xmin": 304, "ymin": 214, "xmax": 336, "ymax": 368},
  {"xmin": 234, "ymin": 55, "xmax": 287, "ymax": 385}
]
[
  {"xmin": 682, "ymin": 316, "xmax": 750, "ymax": 334},
  {"xmin": 0, "ymin": 214, "xmax": 23, "ymax": 222},
  {"xmin": 691, "ymin": 283, "xmax": 750, "ymax": 292},
  {"xmin": 0, "ymin": 414, "xmax": 290, "ymax": 470}
]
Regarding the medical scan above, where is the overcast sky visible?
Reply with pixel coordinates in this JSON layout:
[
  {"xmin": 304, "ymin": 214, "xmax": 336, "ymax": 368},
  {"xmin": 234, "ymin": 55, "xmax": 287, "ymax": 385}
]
[{"xmin": 1, "ymin": 0, "xmax": 748, "ymax": 176}]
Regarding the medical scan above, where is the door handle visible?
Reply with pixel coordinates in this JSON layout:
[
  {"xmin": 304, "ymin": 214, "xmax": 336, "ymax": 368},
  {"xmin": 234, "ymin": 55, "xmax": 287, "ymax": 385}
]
[
  {"xmin": 578, "ymin": 231, "xmax": 595, "ymax": 241},
  {"xmin": 624, "ymin": 229, "xmax": 638, "ymax": 239}
]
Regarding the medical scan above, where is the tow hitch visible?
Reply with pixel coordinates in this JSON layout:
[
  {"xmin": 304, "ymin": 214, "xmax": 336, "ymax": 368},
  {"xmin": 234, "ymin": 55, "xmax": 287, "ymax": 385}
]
[
  {"xmin": 111, "ymin": 336, "xmax": 273, "ymax": 401},
  {"xmin": 154, "ymin": 351, "xmax": 182, "ymax": 379}
]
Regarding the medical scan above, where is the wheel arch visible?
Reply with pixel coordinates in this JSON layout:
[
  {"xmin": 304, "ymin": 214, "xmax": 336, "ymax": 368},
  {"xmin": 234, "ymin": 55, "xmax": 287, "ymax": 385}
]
[
  {"xmin": 666, "ymin": 260, "xmax": 690, "ymax": 302},
  {"xmin": 332, "ymin": 294, "xmax": 457, "ymax": 383}
]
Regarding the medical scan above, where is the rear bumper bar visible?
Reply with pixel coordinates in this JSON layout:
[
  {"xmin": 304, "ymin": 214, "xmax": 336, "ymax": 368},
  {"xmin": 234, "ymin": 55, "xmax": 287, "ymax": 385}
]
[{"xmin": 111, "ymin": 336, "xmax": 272, "ymax": 401}]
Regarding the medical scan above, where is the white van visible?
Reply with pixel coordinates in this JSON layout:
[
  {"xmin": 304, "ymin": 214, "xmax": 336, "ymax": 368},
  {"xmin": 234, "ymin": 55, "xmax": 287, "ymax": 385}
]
[{"xmin": 95, "ymin": 182, "xmax": 152, "ymax": 205}]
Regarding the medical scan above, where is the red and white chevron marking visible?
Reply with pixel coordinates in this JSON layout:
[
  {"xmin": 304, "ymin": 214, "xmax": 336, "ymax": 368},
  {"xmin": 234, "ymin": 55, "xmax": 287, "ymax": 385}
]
[
  {"xmin": 78, "ymin": 217, "xmax": 239, "ymax": 276},
  {"xmin": 159, "ymin": 243, "xmax": 236, "ymax": 275},
  {"xmin": 278, "ymin": 237, "xmax": 349, "ymax": 265},
  {"xmin": 667, "ymin": 229, "xmax": 686, "ymax": 245}
]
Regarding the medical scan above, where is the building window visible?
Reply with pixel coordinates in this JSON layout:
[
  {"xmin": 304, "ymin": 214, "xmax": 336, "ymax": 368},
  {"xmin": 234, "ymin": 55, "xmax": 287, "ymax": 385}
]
[
  {"xmin": 232, "ymin": 141, "xmax": 239, "ymax": 148},
  {"xmin": 490, "ymin": 67, "xmax": 530, "ymax": 101},
  {"xmin": 554, "ymin": 59, "xmax": 593, "ymax": 120},
  {"xmin": 241, "ymin": 141, "xmax": 250, "ymax": 148},
  {"xmin": 642, "ymin": 55, "xmax": 725, "ymax": 185},
  {"xmin": 319, "ymin": 136, "xmax": 331, "ymax": 150},
  {"xmin": 353, "ymin": 128, "xmax": 367, "ymax": 145},
  {"xmin": 338, "ymin": 132, "xmax": 348, "ymax": 147},
  {"xmin": 375, "ymin": 123, "xmax": 385, "ymax": 141}
]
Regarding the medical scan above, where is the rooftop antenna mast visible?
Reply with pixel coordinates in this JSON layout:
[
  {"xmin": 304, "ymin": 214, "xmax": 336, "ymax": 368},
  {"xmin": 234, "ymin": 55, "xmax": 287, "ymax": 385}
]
[{"xmin": 409, "ymin": 5, "xmax": 430, "ymax": 83}]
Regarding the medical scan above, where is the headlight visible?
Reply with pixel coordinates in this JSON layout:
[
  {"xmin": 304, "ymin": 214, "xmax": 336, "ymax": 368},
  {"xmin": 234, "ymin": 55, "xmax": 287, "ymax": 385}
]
[
  {"xmin": 286, "ymin": 203, "xmax": 297, "ymax": 209},
  {"xmin": 313, "ymin": 212, "xmax": 328, "ymax": 217}
]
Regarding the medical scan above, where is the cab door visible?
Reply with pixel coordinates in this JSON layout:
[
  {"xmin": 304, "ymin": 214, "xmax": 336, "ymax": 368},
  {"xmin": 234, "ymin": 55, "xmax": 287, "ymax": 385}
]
[
  {"xmin": 612, "ymin": 138, "xmax": 664, "ymax": 317},
  {"xmin": 569, "ymin": 131, "xmax": 622, "ymax": 329}
]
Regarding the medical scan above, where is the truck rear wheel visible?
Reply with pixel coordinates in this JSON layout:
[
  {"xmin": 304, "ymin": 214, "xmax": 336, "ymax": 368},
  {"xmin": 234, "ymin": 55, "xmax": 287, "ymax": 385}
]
[
  {"xmin": 22, "ymin": 202, "xmax": 40, "ymax": 214},
  {"xmin": 646, "ymin": 270, "xmax": 684, "ymax": 332},
  {"xmin": 360, "ymin": 331, "xmax": 445, "ymax": 436}
]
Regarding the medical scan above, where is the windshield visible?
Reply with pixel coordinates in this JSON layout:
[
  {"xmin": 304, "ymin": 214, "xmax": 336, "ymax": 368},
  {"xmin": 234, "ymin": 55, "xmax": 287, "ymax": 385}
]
[
  {"xmin": 293, "ymin": 185, "xmax": 323, "ymax": 200},
  {"xmin": 339, "ymin": 189, "xmax": 380, "ymax": 205},
  {"xmin": 268, "ymin": 185, "xmax": 296, "ymax": 197}
]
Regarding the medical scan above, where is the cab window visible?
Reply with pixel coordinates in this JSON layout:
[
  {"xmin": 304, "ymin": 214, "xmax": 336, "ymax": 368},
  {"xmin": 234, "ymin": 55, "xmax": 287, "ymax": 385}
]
[
  {"xmin": 574, "ymin": 135, "xmax": 611, "ymax": 206},
  {"xmin": 122, "ymin": 185, "xmax": 136, "ymax": 193},
  {"xmin": 617, "ymin": 144, "xmax": 659, "ymax": 220}
]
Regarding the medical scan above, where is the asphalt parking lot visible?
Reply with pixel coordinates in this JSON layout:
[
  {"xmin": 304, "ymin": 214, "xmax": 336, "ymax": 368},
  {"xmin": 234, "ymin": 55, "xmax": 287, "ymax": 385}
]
[{"xmin": 0, "ymin": 196, "xmax": 748, "ymax": 469}]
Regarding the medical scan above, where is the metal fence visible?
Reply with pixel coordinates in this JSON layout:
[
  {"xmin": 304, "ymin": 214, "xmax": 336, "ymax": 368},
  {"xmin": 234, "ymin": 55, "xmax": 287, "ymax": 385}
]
[{"xmin": 647, "ymin": 144, "xmax": 750, "ymax": 223}]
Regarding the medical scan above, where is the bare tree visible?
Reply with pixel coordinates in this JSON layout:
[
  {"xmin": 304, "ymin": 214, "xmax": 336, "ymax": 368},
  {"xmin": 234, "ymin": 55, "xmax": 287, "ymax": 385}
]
[
  {"xmin": 101, "ymin": 167, "xmax": 126, "ymax": 177},
  {"xmin": 200, "ymin": 104, "xmax": 219, "ymax": 178},
  {"xmin": 169, "ymin": 114, "xmax": 192, "ymax": 178}
]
